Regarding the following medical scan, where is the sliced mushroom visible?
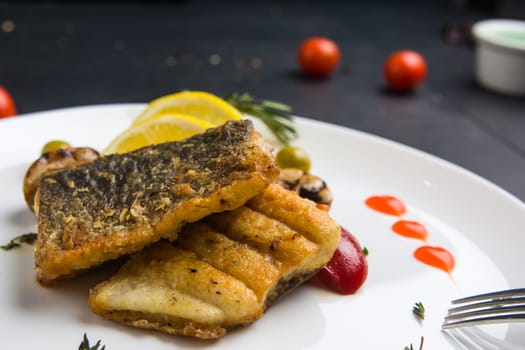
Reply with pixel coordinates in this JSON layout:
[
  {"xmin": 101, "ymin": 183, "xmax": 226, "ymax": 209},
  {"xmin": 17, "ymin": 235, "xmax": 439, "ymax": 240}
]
[
  {"xmin": 23, "ymin": 147, "xmax": 100, "ymax": 213},
  {"xmin": 275, "ymin": 168, "xmax": 333, "ymax": 208}
]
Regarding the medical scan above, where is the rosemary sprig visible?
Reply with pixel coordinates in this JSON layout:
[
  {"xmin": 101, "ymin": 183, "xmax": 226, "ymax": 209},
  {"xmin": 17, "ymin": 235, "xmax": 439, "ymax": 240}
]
[
  {"xmin": 1, "ymin": 233, "xmax": 37, "ymax": 250},
  {"xmin": 413, "ymin": 301, "xmax": 425, "ymax": 320},
  {"xmin": 224, "ymin": 92, "xmax": 297, "ymax": 145},
  {"xmin": 78, "ymin": 333, "xmax": 106, "ymax": 350}
]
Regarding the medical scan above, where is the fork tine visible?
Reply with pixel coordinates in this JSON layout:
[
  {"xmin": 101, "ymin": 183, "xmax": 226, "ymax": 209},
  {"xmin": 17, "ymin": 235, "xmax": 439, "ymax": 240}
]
[
  {"xmin": 442, "ymin": 313, "xmax": 525, "ymax": 329},
  {"xmin": 442, "ymin": 288, "xmax": 525, "ymax": 329},
  {"xmin": 451, "ymin": 288, "xmax": 525, "ymax": 304},
  {"xmin": 446, "ymin": 305, "xmax": 525, "ymax": 321},
  {"xmin": 448, "ymin": 297, "xmax": 525, "ymax": 313}
]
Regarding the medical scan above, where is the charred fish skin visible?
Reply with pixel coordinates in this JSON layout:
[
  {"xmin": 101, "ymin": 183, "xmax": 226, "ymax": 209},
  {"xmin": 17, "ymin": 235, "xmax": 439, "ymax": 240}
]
[
  {"xmin": 88, "ymin": 184, "xmax": 341, "ymax": 339},
  {"xmin": 24, "ymin": 146, "xmax": 100, "ymax": 213},
  {"xmin": 35, "ymin": 120, "xmax": 279, "ymax": 284}
]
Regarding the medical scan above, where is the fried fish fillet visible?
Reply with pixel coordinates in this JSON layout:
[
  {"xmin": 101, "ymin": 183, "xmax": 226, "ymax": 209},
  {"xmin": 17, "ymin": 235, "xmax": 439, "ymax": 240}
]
[
  {"xmin": 88, "ymin": 184, "xmax": 341, "ymax": 339},
  {"xmin": 23, "ymin": 147, "xmax": 100, "ymax": 212},
  {"xmin": 35, "ymin": 120, "xmax": 279, "ymax": 284}
]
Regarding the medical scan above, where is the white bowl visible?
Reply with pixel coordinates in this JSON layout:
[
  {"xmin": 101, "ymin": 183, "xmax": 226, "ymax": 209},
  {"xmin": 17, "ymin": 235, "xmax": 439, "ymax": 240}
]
[{"xmin": 472, "ymin": 19, "xmax": 525, "ymax": 96}]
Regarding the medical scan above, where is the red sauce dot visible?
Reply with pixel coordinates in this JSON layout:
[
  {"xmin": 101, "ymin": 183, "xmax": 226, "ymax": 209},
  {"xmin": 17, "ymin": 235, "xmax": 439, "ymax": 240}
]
[
  {"xmin": 414, "ymin": 245, "xmax": 455, "ymax": 273},
  {"xmin": 316, "ymin": 203, "xmax": 330, "ymax": 211},
  {"xmin": 392, "ymin": 220, "xmax": 428, "ymax": 241},
  {"xmin": 365, "ymin": 195, "xmax": 406, "ymax": 216}
]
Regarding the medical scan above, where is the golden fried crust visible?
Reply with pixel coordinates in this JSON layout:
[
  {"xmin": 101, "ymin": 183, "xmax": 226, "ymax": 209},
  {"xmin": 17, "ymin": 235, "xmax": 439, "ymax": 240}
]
[
  {"xmin": 88, "ymin": 184, "xmax": 341, "ymax": 339},
  {"xmin": 246, "ymin": 183, "xmax": 340, "ymax": 267},
  {"xmin": 89, "ymin": 242, "xmax": 261, "ymax": 339},
  {"xmin": 35, "ymin": 120, "xmax": 279, "ymax": 284}
]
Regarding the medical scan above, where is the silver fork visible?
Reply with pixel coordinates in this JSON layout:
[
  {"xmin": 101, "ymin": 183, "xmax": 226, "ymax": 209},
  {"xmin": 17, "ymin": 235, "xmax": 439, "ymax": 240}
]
[{"xmin": 442, "ymin": 288, "xmax": 525, "ymax": 329}]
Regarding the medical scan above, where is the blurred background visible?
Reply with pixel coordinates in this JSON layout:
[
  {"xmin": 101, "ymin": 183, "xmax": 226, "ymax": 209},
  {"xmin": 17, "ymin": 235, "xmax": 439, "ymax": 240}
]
[{"xmin": 1, "ymin": 0, "xmax": 525, "ymax": 199}]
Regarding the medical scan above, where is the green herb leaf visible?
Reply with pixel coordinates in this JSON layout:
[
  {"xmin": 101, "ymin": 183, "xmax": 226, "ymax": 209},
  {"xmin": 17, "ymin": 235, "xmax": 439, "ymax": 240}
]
[
  {"xmin": 362, "ymin": 246, "xmax": 369, "ymax": 257},
  {"xmin": 1, "ymin": 233, "xmax": 37, "ymax": 251},
  {"xmin": 224, "ymin": 92, "xmax": 297, "ymax": 145},
  {"xmin": 78, "ymin": 333, "xmax": 106, "ymax": 350},
  {"xmin": 413, "ymin": 301, "xmax": 425, "ymax": 320}
]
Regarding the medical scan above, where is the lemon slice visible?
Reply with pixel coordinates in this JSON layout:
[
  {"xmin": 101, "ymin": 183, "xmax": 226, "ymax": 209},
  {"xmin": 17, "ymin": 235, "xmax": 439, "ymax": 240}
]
[
  {"xmin": 132, "ymin": 91, "xmax": 243, "ymax": 127},
  {"xmin": 103, "ymin": 113, "xmax": 214, "ymax": 155}
]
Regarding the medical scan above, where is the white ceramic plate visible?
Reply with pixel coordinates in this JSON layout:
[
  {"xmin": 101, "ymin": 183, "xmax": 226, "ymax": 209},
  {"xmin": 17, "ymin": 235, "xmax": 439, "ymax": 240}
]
[{"xmin": 1, "ymin": 105, "xmax": 524, "ymax": 349}]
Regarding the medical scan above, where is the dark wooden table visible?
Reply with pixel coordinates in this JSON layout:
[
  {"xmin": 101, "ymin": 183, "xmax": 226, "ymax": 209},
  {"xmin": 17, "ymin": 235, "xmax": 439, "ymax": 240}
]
[{"xmin": 1, "ymin": 0, "xmax": 524, "ymax": 201}]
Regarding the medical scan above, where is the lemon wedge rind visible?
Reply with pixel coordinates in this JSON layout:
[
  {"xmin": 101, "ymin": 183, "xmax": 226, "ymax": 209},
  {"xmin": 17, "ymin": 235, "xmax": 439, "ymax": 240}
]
[{"xmin": 132, "ymin": 91, "xmax": 243, "ymax": 127}]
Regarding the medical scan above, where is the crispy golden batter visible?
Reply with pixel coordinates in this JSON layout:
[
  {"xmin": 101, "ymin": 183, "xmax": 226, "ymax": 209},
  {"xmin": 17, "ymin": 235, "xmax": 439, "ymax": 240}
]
[
  {"xmin": 35, "ymin": 120, "xmax": 279, "ymax": 284},
  {"xmin": 88, "ymin": 184, "xmax": 341, "ymax": 339}
]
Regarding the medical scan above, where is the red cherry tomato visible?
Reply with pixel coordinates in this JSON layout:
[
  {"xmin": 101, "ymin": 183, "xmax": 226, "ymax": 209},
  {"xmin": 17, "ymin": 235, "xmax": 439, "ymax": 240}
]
[
  {"xmin": 316, "ymin": 226, "xmax": 368, "ymax": 294},
  {"xmin": 297, "ymin": 36, "xmax": 341, "ymax": 77},
  {"xmin": 0, "ymin": 86, "xmax": 17, "ymax": 119},
  {"xmin": 383, "ymin": 50, "xmax": 427, "ymax": 92}
]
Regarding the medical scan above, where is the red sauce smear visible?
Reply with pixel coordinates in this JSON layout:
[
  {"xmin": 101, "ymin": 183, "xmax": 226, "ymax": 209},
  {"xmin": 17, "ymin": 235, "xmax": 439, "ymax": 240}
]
[
  {"xmin": 414, "ymin": 245, "xmax": 455, "ymax": 273},
  {"xmin": 365, "ymin": 195, "xmax": 406, "ymax": 216},
  {"xmin": 392, "ymin": 220, "xmax": 428, "ymax": 241}
]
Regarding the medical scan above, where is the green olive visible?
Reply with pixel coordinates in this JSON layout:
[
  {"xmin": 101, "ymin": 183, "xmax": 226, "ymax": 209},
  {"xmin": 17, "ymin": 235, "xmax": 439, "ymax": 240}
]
[
  {"xmin": 41, "ymin": 140, "xmax": 71, "ymax": 155},
  {"xmin": 276, "ymin": 145, "xmax": 311, "ymax": 172}
]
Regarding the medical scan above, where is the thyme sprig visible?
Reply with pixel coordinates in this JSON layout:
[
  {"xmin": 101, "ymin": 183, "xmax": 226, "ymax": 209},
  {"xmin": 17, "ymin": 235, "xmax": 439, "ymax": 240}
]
[
  {"xmin": 413, "ymin": 301, "xmax": 425, "ymax": 320},
  {"xmin": 225, "ymin": 92, "xmax": 297, "ymax": 145},
  {"xmin": 404, "ymin": 336, "xmax": 424, "ymax": 350},
  {"xmin": 1, "ymin": 233, "xmax": 37, "ymax": 250},
  {"xmin": 78, "ymin": 333, "xmax": 106, "ymax": 350}
]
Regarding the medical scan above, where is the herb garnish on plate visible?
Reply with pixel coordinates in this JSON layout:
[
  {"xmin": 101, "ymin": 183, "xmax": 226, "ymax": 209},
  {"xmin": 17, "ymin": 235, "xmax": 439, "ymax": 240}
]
[
  {"xmin": 225, "ymin": 92, "xmax": 297, "ymax": 145},
  {"xmin": 1, "ymin": 232, "xmax": 37, "ymax": 251}
]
